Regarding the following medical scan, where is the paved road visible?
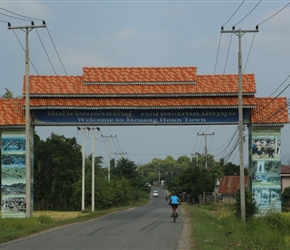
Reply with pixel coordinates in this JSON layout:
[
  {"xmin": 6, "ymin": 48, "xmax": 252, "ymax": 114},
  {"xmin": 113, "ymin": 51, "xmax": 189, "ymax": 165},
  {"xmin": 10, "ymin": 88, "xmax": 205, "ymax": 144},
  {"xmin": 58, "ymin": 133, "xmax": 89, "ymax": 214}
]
[{"xmin": 0, "ymin": 188, "xmax": 185, "ymax": 250}]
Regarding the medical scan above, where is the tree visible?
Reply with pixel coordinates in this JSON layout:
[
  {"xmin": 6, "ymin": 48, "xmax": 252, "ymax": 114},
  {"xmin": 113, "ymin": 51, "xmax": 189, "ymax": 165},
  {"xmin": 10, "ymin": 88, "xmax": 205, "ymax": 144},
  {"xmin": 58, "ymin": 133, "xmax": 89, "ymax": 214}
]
[
  {"xmin": 282, "ymin": 186, "xmax": 290, "ymax": 207},
  {"xmin": 234, "ymin": 187, "xmax": 259, "ymax": 220},
  {"xmin": 2, "ymin": 88, "xmax": 13, "ymax": 98},
  {"xmin": 34, "ymin": 132, "xmax": 82, "ymax": 210}
]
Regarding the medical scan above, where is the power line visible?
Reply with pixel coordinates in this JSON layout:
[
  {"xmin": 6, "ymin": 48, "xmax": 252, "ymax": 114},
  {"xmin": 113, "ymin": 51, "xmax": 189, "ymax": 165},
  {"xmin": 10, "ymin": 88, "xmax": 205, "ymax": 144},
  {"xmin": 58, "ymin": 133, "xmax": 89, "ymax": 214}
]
[
  {"xmin": 234, "ymin": 0, "xmax": 262, "ymax": 27},
  {"xmin": 258, "ymin": 2, "xmax": 290, "ymax": 26},
  {"xmin": 1, "ymin": 6, "xmax": 68, "ymax": 76},
  {"xmin": 243, "ymin": 33, "xmax": 256, "ymax": 73},
  {"xmin": 223, "ymin": 33, "xmax": 233, "ymax": 73},
  {"xmin": 35, "ymin": 28, "xmax": 57, "ymax": 75},
  {"xmin": 0, "ymin": 6, "xmax": 43, "ymax": 21},
  {"xmin": 0, "ymin": 11, "xmax": 32, "ymax": 22},
  {"xmin": 46, "ymin": 26, "xmax": 68, "ymax": 75},
  {"xmin": 11, "ymin": 29, "xmax": 39, "ymax": 75},
  {"xmin": 222, "ymin": 0, "xmax": 245, "ymax": 27}
]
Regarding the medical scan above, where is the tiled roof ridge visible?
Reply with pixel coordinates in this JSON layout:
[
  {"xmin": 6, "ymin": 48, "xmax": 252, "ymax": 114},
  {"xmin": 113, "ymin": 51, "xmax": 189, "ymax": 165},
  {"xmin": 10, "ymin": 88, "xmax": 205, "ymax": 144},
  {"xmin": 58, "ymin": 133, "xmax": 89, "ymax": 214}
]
[
  {"xmin": 83, "ymin": 66, "xmax": 197, "ymax": 69},
  {"xmin": 197, "ymin": 73, "xmax": 254, "ymax": 76}
]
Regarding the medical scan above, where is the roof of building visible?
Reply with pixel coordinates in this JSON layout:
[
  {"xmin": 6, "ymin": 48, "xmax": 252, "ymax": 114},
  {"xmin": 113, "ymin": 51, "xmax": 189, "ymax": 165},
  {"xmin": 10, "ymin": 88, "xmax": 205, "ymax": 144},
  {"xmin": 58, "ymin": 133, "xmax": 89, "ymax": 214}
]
[
  {"xmin": 0, "ymin": 98, "xmax": 25, "ymax": 127},
  {"xmin": 26, "ymin": 67, "xmax": 256, "ymax": 96},
  {"xmin": 281, "ymin": 165, "xmax": 290, "ymax": 175},
  {"xmin": 0, "ymin": 66, "xmax": 288, "ymax": 127},
  {"xmin": 251, "ymin": 97, "xmax": 289, "ymax": 126},
  {"xmin": 217, "ymin": 176, "xmax": 250, "ymax": 195},
  {"xmin": 28, "ymin": 96, "xmax": 257, "ymax": 109}
]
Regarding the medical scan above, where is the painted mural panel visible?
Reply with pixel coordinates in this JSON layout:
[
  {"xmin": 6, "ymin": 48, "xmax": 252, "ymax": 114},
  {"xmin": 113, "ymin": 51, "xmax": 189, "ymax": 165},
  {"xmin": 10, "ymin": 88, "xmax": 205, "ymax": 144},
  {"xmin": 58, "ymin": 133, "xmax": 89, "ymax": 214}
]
[
  {"xmin": 1, "ymin": 131, "xmax": 26, "ymax": 218},
  {"xmin": 251, "ymin": 128, "xmax": 281, "ymax": 214}
]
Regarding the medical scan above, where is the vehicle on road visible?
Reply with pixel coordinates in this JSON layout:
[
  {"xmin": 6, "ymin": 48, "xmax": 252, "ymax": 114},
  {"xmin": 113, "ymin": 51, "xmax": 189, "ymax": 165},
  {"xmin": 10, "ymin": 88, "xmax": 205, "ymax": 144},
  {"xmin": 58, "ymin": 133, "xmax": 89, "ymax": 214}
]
[{"xmin": 152, "ymin": 190, "xmax": 159, "ymax": 197}]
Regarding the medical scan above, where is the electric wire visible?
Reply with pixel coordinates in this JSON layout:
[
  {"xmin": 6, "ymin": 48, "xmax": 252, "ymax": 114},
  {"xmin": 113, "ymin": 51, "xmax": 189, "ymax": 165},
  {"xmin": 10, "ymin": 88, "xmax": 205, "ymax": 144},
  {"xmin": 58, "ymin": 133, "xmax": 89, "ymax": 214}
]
[
  {"xmin": 257, "ymin": 2, "xmax": 290, "ymax": 26},
  {"xmin": 243, "ymin": 33, "xmax": 256, "ymax": 73},
  {"xmin": 0, "ymin": 6, "xmax": 43, "ymax": 22},
  {"xmin": 210, "ymin": 127, "xmax": 237, "ymax": 153},
  {"xmin": 223, "ymin": 33, "xmax": 233, "ymax": 73},
  {"xmin": 115, "ymin": 136, "xmax": 125, "ymax": 153},
  {"xmin": 213, "ymin": 33, "xmax": 222, "ymax": 74},
  {"xmin": 253, "ymin": 81, "xmax": 290, "ymax": 122},
  {"xmin": 216, "ymin": 128, "xmax": 239, "ymax": 161},
  {"xmin": 215, "ymin": 1, "xmax": 247, "ymax": 156},
  {"xmin": 46, "ymin": 26, "xmax": 68, "ymax": 75},
  {"xmin": 222, "ymin": 0, "xmax": 245, "ymax": 27},
  {"xmin": 234, "ymin": 0, "xmax": 262, "ymax": 27},
  {"xmin": 35, "ymin": 28, "xmax": 57, "ymax": 75},
  {"xmin": 0, "ymin": 6, "xmax": 67, "ymax": 77},
  {"xmin": 0, "ymin": 11, "xmax": 32, "ymax": 22},
  {"xmin": 11, "ymin": 29, "xmax": 39, "ymax": 75}
]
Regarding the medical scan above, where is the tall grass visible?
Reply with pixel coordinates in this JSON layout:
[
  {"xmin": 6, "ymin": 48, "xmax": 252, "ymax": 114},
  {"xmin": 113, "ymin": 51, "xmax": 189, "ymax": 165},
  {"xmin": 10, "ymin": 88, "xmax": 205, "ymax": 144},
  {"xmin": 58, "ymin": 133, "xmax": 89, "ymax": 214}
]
[{"xmin": 184, "ymin": 203, "xmax": 290, "ymax": 250}]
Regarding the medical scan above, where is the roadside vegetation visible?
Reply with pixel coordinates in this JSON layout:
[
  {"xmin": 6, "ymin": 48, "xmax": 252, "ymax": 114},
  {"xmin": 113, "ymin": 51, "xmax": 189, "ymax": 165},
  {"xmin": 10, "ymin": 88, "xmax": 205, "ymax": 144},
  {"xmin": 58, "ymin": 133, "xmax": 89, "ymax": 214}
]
[
  {"xmin": 184, "ymin": 203, "xmax": 290, "ymax": 250},
  {"xmin": 2, "ymin": 129, "xmax": 290, "ymax": 248}
]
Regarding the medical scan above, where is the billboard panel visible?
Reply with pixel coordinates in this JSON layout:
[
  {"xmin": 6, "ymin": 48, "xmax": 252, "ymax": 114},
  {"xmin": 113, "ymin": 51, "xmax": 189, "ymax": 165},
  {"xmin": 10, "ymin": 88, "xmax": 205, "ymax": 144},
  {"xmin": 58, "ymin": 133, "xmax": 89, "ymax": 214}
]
[
  {"xmin": 1, "ymin": 130, "xmax": 26, "ymax": 218},
  {"xmin": 251, "ymin": 128, "xmax": 281, "ymax": 214}
]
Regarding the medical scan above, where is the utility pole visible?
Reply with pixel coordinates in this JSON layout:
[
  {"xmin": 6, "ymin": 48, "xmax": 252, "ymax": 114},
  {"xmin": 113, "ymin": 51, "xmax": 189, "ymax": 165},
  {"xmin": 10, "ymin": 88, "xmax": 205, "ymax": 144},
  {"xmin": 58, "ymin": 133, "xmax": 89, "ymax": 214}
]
[
  {"xmin": 8, "ymin": 21, "xmax": 46, "ymax": 218},
  {"xmin": 77, "ymin": 127, "xmax": 86, "ymax": 211},
  {"xmin": 221, "ymin": 26, "xmax": 259, "ymax": 223},
  {"xmin": 191, "ymin": 153, "xmax": 199, "ymax": 167},
  {"xmin": 87, "ymin": 127, "xmax": 100, "ymax": 212},
  {"xmin": 197, "ymin": 132, "xmax": 214, "ymax": 169},
  {"xmin": 102, "ymin": 135, "xmax": 117, "ymax": 182}
]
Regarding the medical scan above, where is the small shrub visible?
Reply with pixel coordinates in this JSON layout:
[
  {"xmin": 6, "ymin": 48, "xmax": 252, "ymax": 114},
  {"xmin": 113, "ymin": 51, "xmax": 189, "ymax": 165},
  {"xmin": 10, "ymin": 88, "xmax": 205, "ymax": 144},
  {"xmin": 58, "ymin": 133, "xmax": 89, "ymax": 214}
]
[
  {"xmin": 37, "ymin": 214, "xmax": 53, "ymax": 225},
  {"xmin": 233, "ymin": 187, "xmax": 259, "ymax": 220}
]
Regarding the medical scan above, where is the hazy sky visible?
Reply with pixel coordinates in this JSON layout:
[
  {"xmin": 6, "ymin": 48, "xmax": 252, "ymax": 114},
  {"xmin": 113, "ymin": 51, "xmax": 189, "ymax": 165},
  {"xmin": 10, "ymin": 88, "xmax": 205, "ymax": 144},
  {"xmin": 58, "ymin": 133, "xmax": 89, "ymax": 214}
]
[{"xmin": 1, "ymin": 1, "xmax": 290, "ymax": 166}]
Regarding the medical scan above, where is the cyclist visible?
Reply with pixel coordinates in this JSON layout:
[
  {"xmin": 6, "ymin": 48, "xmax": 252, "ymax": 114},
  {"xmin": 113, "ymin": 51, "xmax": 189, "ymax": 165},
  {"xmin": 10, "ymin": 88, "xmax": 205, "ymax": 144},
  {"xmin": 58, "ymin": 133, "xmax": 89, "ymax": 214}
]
[{"xmin": 169, "ymin": 192, "xmax": 180, "ymax": 218}]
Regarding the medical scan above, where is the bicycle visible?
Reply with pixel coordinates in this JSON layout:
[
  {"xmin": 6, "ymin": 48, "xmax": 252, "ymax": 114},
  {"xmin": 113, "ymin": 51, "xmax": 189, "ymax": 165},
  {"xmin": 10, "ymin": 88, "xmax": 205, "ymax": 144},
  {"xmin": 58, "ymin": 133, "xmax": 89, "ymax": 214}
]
[{"xmin": 172, "ymin": 206, "xmax": 178, "ymax": 223}]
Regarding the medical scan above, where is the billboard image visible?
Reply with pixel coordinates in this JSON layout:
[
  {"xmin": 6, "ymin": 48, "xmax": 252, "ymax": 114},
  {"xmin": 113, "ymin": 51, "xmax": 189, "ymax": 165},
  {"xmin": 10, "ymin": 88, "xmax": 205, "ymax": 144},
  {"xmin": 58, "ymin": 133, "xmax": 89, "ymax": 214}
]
[
  {"xmin": 1, "ymin": 131, "xmax": 26, "ymax": 218},
  {"xmin": 251, "ymin": 128, "xmax": 281, "ymax": 214}
]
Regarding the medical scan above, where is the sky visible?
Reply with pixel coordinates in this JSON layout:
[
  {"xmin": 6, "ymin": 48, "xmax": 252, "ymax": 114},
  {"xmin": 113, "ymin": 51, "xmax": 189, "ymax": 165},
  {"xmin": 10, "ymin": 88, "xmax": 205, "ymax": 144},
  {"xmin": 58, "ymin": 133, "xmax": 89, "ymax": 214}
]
[{"xmin": 0, "ymin": 0, "xmax": 290, "ymax": 167}]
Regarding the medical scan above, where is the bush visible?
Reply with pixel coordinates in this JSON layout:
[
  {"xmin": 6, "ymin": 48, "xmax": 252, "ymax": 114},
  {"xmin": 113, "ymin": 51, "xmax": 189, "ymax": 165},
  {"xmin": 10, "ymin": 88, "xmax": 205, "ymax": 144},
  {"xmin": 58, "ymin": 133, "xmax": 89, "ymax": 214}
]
[{"xmin": 234, "ymin": 187, "xmax": 259, "ymax": 220}]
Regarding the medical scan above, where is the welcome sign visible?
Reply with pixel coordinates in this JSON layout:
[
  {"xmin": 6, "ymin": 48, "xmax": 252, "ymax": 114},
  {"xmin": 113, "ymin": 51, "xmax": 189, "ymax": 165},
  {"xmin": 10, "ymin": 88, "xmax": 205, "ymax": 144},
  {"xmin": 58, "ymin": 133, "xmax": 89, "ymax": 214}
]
[{"xmin": 33, "ymin": 109, "xmax": 250, "ymax": 125}]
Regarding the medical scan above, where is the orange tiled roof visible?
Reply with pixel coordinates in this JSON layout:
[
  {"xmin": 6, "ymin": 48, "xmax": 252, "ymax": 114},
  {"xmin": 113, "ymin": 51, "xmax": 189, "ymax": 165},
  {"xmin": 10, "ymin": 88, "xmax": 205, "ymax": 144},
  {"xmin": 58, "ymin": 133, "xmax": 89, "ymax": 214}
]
[
  {"xmin": 218, "ymin": 176, "xmax": 249, "ymax": 195},
  {"xmin": 0, "ymin": 98, "xmax": 25, "ymax": 127},
  {"xmin": 26, "ymin": 67, "xmax": 256, "ymax": 96},
  {"xmin": 1, "ymin": 67, "xmax": 287, "ymax": 127},
  {"xmin": 29, "ymin": 96, "xmax": 256, "ymax": 109},
  {"xmin": 83, "ymin": 66, "xmax": 197, "ymax": 82},
  {"xmin": 251, "ymin": 97, "xmax": 289, "ymax": 125}
]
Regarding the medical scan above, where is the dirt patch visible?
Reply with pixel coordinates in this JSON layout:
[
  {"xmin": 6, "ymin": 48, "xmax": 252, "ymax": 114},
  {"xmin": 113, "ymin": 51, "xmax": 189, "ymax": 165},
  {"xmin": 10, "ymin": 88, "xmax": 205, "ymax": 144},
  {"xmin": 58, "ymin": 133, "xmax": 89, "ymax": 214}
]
[
  {"xmin": 178, "ymin": 206, "xmax": 194, "ymax": 250},
  {"xmin": 34, "ymin": 211, "xmax": 85, "ymax": 221}
]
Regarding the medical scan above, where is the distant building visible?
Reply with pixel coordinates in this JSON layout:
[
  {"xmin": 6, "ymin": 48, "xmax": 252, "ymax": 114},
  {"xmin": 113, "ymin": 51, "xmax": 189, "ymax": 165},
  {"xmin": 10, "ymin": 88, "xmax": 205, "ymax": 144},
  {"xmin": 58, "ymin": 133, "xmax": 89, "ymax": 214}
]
[
  {"xmin": 217, "ymin": 176, "xmax": 249, "ymax": 203},
  {"xmin": 281, "ymin": 165, "xmax": 290, "ymax": 192}
]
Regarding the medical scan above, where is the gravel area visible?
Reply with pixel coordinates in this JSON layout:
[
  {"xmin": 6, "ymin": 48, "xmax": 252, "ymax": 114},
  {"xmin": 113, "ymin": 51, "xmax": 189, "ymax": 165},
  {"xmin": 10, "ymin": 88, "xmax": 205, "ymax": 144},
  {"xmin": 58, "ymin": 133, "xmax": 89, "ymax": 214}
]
[{"xmin": 178, "ymin": 206, "xmax": 194, "ymax": 250}]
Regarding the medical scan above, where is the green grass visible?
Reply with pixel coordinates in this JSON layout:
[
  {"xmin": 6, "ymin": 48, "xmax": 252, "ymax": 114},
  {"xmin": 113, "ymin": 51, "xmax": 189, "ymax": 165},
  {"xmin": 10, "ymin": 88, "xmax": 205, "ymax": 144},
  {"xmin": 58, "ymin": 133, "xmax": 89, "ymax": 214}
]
[
  {"xmin": 183, "ymin": 203, "xmax": 290, "ymax": 250},
  {"xmin": 0, "ymin": 197, "xmax": 149, "ymax": 244}
]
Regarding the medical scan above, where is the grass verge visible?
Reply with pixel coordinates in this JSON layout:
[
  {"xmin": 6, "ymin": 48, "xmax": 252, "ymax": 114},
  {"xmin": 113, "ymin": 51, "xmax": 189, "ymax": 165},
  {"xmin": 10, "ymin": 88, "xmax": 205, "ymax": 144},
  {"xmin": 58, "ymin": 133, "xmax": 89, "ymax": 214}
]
[
  {"xmin": 0, "ymin": 198, "xmax": 148, "ymax": 244},
  {"xmin": 183, "ymin": 203, "xmax": 290, "ymax": 250}
]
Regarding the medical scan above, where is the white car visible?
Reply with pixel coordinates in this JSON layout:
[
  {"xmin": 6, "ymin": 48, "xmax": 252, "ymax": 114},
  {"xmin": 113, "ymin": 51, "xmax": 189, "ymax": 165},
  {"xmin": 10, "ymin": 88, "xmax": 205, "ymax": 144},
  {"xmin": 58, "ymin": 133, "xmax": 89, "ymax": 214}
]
[{"xmin": 153, "ymin": 190, "xmax": 159, "ymax": 197}]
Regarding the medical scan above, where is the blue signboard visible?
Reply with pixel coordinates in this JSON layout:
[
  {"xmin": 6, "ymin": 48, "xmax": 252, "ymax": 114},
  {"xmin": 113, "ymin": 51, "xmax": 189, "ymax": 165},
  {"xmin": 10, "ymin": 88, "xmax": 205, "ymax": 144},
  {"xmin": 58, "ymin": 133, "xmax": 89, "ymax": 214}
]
[{"xmin": 33, "ymin": 109, "xmax": 249, "ymax": 125}]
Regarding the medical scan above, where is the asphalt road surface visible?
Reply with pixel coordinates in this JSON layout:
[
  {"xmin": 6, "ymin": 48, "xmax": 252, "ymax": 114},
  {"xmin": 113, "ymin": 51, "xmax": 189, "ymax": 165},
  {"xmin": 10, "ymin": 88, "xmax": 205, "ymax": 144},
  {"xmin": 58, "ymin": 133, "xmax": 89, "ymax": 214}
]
[{"xmin": 0, "ymin": 188, "xmax": 187, "ymax": 250}]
